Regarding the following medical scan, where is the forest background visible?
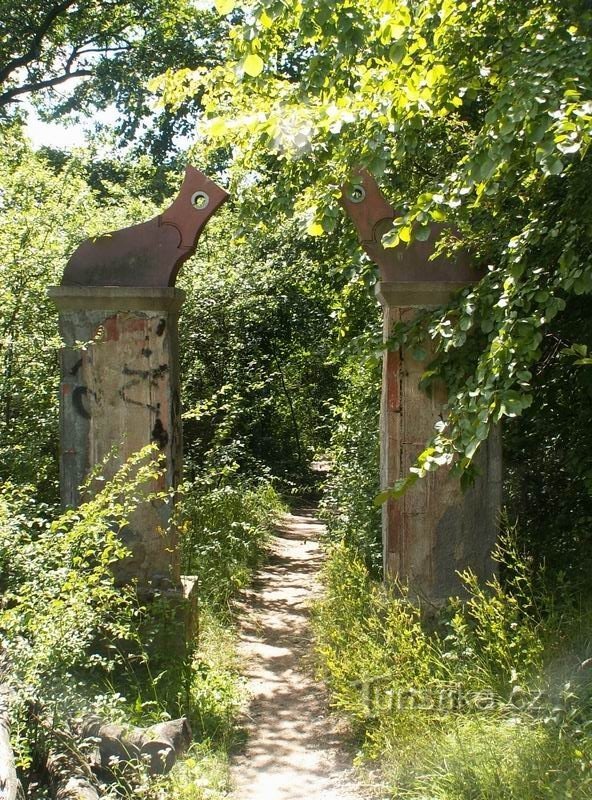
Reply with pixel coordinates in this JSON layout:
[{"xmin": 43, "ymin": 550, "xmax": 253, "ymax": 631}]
[{"xmin": 1, "ymin": 1, "xmax": 592, "ymax": 798}]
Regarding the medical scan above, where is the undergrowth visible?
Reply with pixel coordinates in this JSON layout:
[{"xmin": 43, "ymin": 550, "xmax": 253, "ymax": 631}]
[
  {"xmin": 0, "ymin": 449, "xmax": 283, "ymax": 799},
  {"xmin": 313, "ymin": 535, "xmax": 592, "ymax": 799},
  {"xmin": 178, "ymin": 468, "xmax": 285, "ymax": 611},
  {"xmin": 320, "ymin": 355, "xmax": 382, "ymax": 576}
]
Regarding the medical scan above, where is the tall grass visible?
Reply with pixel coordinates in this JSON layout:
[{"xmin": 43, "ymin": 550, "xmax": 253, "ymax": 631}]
[{"xmin": 313, "ymin": 533, "xmax": 592, "ymax": 799}]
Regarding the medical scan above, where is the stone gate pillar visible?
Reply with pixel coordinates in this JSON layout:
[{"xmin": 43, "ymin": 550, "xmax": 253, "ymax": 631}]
[
  {"xmin": 49, "ymin": 286, "xmax": 185, "ymax": 586},
  {"xmin": 49, "ymin": 166, "xmax": 228, "ymax": 591},
  {"xmin": 343, "ymin": 172, "xmax": 502, "ymax": 602}
]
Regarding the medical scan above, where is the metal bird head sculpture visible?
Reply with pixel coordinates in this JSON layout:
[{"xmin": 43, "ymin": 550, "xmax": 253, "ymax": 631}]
[
  {"xmin": 62, "ymin": 166, "xmax": 229, "ymax": 287},
  {"xmin": 341, "ymin": 170, "xmax": 479, "ymax": 284}
]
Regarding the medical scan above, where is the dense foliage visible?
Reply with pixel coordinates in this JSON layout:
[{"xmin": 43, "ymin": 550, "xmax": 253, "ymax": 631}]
[
  {"xmin": 0, "ymin": 0, "xmax": 226, "ymax": 154},
  {"xmin": 157, "ymin": 0, "xmax": 592, "ymax": 494},
  {"xmin": 1, "ymin": 1, "xmax": 592, "ymax": 797},
  {"xmin": 313, "ymin": 539, "xmax": 592, "ymax": 799},
  {"xmin": 0, "ymin": 449, "xmax": 194, "ymax": 793},
  {"xmin": 504, "ymin": 295, "xmax": 592, "ymax": 579},
  {"xmin": 178, "ymin": 211, "xmax": 340, "ymax": 487},
  {"xmin": 320, "ymin": 356, "xmax": 382, "ymax": 575}
]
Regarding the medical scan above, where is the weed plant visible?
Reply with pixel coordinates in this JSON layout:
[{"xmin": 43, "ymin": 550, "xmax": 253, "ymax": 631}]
[
  {"xmin": 178, "ymin": 469, "xmax": 285, "ymax": 611},
  {"xmin": 0, "ymin": 448, "xmax": 282, "ymax": 798},
  {"xmin": 313, "ymin": 534, "xmax": 592, "ymax": 799}
]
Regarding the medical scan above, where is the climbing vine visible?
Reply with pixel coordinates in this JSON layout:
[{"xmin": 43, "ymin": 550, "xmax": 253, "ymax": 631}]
[{"xmin": 155, "ymin": 0, "xmax": 592, "ymax": 491}]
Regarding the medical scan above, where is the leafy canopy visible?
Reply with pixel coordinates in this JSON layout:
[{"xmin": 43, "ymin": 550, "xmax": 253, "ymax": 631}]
[
  {"xmin": 0, "ymin": 0, "xmax": 226, "ymax": 154},
  {"xmin": 156, "ymin": 0, "xmax": 592, "ymax": 490}
]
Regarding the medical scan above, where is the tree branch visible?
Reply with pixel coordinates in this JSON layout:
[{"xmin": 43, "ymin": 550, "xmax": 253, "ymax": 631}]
[
  {"xmin": 0, "ymin": 70, "xmax": 93, "ymax": 108},
  {"xmin": 74, "ymin": 44, "xmax": 133, "ymax": 59},
  {"xmin": 65, "ymin": 46, "xmax": 83, "ymax": 73},
  {"xmin": 0, "ymin": 0, "xmax": 80, "ymax": 86}
]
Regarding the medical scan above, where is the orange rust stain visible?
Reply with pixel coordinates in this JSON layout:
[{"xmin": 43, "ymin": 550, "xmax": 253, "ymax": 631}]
[
  {"xmin": 122, "ymin": 317, "xmax": 149, "ymax": 333},
  {"xmin": 100, "ymin": 314, "xmax": 149, "ymax": 342},
  {"xmin": 102, "ymin": 315, "xmax": 120, "ymax": 342},
  {"xmin": 386, "ymin": 350, "xmax": 401, "ymax": 412},
  {"xmin": 62, "ymin": 384, "xmax": 71, "ymax": 396}
]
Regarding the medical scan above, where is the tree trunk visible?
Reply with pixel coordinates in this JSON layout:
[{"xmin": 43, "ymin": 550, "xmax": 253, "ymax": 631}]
[
  {"xmin": 79, "ymin": 716, "xmax": 192, "ymax": 776},
  {"xmin": 46, "ymin": 750, "xmax": 100, "ymax": 800},
  {"xmin": 0, "ymin": 689, "xmax": 24, "ymax": 800}
]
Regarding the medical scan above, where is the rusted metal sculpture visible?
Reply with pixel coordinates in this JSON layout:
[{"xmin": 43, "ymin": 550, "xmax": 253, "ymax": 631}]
[
  {"xmin": 341, "ymin": 169, "xmax": 476, "ymax": 284},
  {"xmin": 62, "ymin": 166, "xmax": 228, "ymax": 287},
  {"xmin": 341, "ymin": 170, "xmax": 500, "ymax": 601}
]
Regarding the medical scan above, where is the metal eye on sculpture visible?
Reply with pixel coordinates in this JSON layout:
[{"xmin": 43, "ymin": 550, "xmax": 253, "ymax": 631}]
[
  {"xmin": 62, "ymin": 166, "xmax": 228, "ymax": 287},
  {"xmin": 191, "ymin": 191, "xmax": 210, "ymax": 210},
  {"xmin": 347, "ymin": 184, "xmax": 366, "ymax": 204},
  {"xmin": 341, "ymin": 169, "xmax": 477, "ymax": 284}
]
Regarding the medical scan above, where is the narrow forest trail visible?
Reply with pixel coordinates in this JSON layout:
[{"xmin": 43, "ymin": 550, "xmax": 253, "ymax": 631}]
[{"xmin": 230, "ymin": 509, "xmax": 370, "ymax": 800}]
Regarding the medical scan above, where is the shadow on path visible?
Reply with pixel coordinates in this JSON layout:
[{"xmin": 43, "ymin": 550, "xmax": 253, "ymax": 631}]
[{"xmin": 230, "ymin": 510, "xmax": 369, "ymax": 800}]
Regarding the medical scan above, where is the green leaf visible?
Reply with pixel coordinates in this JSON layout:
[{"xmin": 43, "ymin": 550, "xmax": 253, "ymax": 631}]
[
  {"xmin": 545, "ymin": 157, "xmax": 564, "ymax": 176},
  {"xmin": 207, "ymin": 117, "xmax": 227, "ymax": 137},
  {"xmin": 307, "ymin": 221, "xmax": 324, "ymax": 237},
  {"xmin": 389, "ymin": 42, "xmax": 406, "ymax": 63},
  {"xmin": 399, "ymin": 225, "xmax": 412, "ymax": 243},
  {"xmin": 215, "ymin": 0, "xmax": 235, "ymax": 14},
  {"xmin": 374, "ymin": 489, "xmax": 391, "ymax": 506},
  {"xmin": 243, "ymin": 53, "xmax": 264, "ymax": 77},
  {"xmin": 374, "ymin": 474, "xmax": 419, "ymax": 506},
  {"xmin": 426, "ymin": 64, "xmax": 446, "ymax": 87}
]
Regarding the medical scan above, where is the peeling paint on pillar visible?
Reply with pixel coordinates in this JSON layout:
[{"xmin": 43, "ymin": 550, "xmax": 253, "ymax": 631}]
[{"xmin": 49, "ymin": 287, "xmax": 185, "ymax": 587}]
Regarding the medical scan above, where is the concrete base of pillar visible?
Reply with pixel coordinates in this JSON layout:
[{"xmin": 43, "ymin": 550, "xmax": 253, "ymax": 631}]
[{"xmin": 383, "ymin": 433, "xmax": 502, "ymax": 602}]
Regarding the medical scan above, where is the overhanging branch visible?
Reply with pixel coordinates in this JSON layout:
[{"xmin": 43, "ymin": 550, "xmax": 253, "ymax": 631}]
[
  {"xmin": 0, "ymin": 0, "xmax": 79, "ymax": 85},
  {"xmin": 0, "ymin": 70, "xmax": 93, "ymax": 108}
]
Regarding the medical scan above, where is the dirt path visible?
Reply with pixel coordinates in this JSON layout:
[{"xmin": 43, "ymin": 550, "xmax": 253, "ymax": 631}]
[{"xmin": 230, "ymin": 509, "xmax": 367, "ymax": 800}]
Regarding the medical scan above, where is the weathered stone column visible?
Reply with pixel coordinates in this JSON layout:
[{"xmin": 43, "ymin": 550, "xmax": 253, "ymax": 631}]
[
  {"xmin": 377, "ymin": 282, "xmax": 502, "ymax": 600},
  {"xmin": 49, "ymin": 166, "xmax": 228, "ymax": 598},
  {"xmin": 49, "ymin": 286, "xmax": 185, "ymax": 588},
  {"xmin": 343, "ymin": 171, "xmax": 502, "ymax": 601}
]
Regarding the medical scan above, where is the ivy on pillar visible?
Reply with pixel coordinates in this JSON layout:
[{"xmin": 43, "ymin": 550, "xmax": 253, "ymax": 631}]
[{"xmin": 342, "ymin": 171, "xmax": 502, "ymax": 602}]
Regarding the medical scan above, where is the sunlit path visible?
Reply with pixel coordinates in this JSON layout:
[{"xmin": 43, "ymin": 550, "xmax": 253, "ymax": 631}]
[{"xmin": 230, "ymin": 510, "xmax": 369, "ymax": 800}]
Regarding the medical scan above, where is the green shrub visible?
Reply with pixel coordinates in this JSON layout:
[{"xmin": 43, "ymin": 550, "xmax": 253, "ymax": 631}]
[
  {"xmin": 0, "ymin": 447, "xmax": 167, "ymax": 772},
  {"xmin": 178, "ymin": 470, "xmax": 285, "ymax": 610},
  {"xmin": 137, "ymin": 741, "xmax": 231, "ymax": 800},
  {"xmin": 0, "ymin": 448, "xmax": 269, "ymax": 797},
  {"xmin": 504, "ymin": 296, "xmax": 592, "ymax": 583},
  {"xmin": 313, "ymin": 532, "xmax": 592, "ymax": 798},
  {"xmin": 313, "ymin": 543, "xmax": 431, "ymax": 732},
  {"xmin": 177, "ymin": 212, "xmax": 340, "ymax": 486},
  {"xmin": 320, "ymin": 356, "xmax": 382, "ymax": 575}
]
